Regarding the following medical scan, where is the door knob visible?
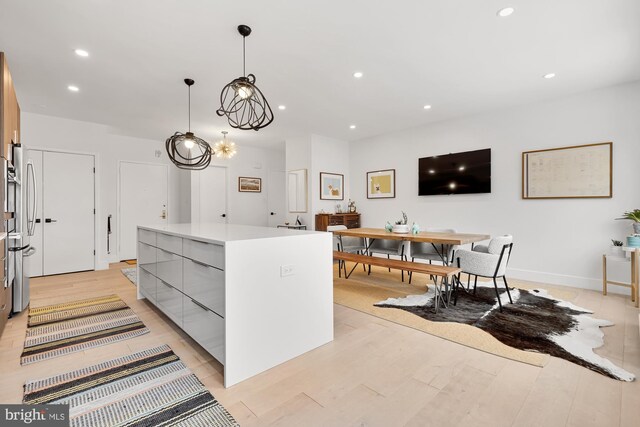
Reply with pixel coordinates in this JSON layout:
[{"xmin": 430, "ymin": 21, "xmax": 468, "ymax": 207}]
[
  {"xmin": 221, "ymin": 214, "xmax": 226, "ymax": 218},
  {"xmin": 270, "ymin": 212, "xmax": 275, "ymax": 216},
  {"xmin": 45, "ymin": 218, "xmax": 58, "ymax": 223}
]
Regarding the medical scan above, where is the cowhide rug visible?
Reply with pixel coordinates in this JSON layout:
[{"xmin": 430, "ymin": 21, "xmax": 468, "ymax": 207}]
[{"xmin": 375, "ymin": 282, "xmax": 635, "ymax": 381}]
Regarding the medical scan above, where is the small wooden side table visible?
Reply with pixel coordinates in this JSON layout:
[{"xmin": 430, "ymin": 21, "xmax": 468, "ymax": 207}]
[{"xmin": 604, "ymin": 248, "xmax": 640, "ymax": 307}]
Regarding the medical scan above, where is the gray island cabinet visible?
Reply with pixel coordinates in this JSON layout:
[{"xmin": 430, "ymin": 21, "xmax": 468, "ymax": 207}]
[{"xmin": 137, "ymin": 223, "xmax": 333, "ymax": 387}]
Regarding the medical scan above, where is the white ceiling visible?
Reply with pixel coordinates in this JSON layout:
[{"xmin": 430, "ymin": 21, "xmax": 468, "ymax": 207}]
[{"xmin": 0, "ymin": 0, "xmax": 639, "ymax": 150}]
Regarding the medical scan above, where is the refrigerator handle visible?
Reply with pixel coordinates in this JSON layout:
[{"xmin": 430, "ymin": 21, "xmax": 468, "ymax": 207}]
[{"xmin": 27, "ymin": 161, "xmax": 37, "ymax": 236}]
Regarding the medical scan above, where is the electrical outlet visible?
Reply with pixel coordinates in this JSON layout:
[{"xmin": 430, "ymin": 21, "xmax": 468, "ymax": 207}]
[{"xmin": 280, "ymin": 265, "xmax": 294, "ymax": 277}]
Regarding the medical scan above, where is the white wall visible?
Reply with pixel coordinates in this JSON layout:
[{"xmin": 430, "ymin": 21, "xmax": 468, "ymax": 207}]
[
  {"xmin": 285, "ymin": 135, "xmax": 312, "ymax": 227},
  {"xmin": 350, "ymin": 81, "xmax": 640, "ymax": 291},
  {"xmin": 192, "ymin": 144, "xmax": 285, "ymax": 227},
  {"xmin": 285, "ymin": 134, "xmax": 351, "ymax": 230},
  {"xmin": 21, "ymin": 112, "xmax": 189, "ymax": 268},
  {"xmin": 311, "ymin": 134, "xmax": 351, "ymax": 219}
]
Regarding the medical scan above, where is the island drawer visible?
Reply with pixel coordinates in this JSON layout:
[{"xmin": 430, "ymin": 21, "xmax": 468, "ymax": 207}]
[
  {"xmin": 183, "ymin": 239, "xmax": 224, "ymax": 270},
  {"xmin": 157, "ymin": 233, "xmax": 182, "ymax": 255},
  {"xmin": 138, "ymin": 267, "xmax": 157, "ymax": 303},
  {"xmin": 183, "ymin": 258, "xmax": 225, "ymax": 317},
  {"xmin": 157, "ymin": 279, "xmax": 183, "ymax": 327},
  {"xmin": 138, "ymin": 243, "xmax": 157, "ymax": 274},
  {"xmin": 156, "ymin": 248, "xmax": 183, "ymax": 291},
  {"xmin": 183, "ymin": 296, "xmax": 225, "ymax": 364},
  {"xmin": 139, "ymin": 229, "xmax": 156, "ymax": 246}
]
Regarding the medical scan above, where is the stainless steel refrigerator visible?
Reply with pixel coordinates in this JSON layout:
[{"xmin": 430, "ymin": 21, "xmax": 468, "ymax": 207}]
[{"xmin": 10, "ymin": 144, "xmax": 36, "ymax": 313}]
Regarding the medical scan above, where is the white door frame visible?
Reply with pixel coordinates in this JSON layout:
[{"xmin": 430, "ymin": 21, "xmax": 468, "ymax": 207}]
[
  {"xmin": 28, "ymin": 147, "xmax": 99, "ymax": 270},
  {"xmin": 116, "ymin": 160, "xmax": 170, "ymax": 261},
  {"xmin": 191, "ymin": 165, "xmax": 229, "ymax": 224}
]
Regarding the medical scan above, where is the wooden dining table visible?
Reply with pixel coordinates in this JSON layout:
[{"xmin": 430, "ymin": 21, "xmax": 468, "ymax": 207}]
[{"xmin": 332, "ymin": 227, "xmax": 490, "ymax": 247}]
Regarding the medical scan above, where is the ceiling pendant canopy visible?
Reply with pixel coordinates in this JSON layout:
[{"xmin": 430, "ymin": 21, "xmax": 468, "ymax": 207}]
[
  {"xmin": 165, "ymin": 79, "xmax": 212, "ymax": 170},
  {"xmin": 217, "ymin": 25, "xmax": 274, "ymax": 131},
  {"xmin": 214, "ymin": 131, "xmax": 237, "ymax": 159}
]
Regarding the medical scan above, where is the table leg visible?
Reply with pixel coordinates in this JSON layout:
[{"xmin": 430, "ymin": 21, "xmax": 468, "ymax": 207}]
[{"xmin": 631, "ymin": 249, "xmax": 640, "ymax": 307}]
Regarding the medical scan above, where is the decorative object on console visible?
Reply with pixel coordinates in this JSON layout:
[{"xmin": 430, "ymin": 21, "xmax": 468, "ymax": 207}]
[
  {"xmin": 392, "ymin": 211, "xmax": 409, "ymax": 234},
  {"xmin": 165, "ymin": 79, "xmax": 212, "ymax": 170},
  {"xmin": 217, "ymin": 25, "xmax": 274, "ymax": 131},
  {"xmin": 214, "ymin": 131, "xmax": 237, "ymax": 159},
  {"xmin": 385, "ymin": 221, "xmax": 393, "ymax": 232},
  {"xmin": 367, "ymin": 169, "xmax": 396, "ymax": 199},
  {"xmin": 320, "ymin": 172, "xmax": 344, "ymax": 200},
  {"xmin": 238, "ymin": 176, "xmax": 261, "ymax": 192},
  {"xmin": 348, "ymin": 199, "xmax": 357, "ymax": 213},
  {"xmin": 616, "ymin": 209, "xmax": 640, "ymax": 234},
  {"xmin": 522, "ymin": 142, "xmax": 612, "ymax": 199}
]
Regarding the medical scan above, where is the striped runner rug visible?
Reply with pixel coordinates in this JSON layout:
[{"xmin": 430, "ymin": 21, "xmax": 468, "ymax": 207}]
[
  {"xmin": 23, "ymin": 345, "xmax": 239, "ymax": 427},
  {"xmin": 21, "ymin": 294, "xmax": 149, "ymax": 365}
]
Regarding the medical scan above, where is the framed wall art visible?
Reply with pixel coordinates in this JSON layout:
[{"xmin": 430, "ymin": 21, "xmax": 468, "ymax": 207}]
[
  {"xmin": 238, "ymin": 176, "xmax": 262, "ymax": 193},
  {"xmin": 320, "ymin": 172, "xmax": 344, "ymax": 200},
  {"xmin": 522, "ymin": 142, "xmax": 612, "ymax": 199},
  {"xmin": 367, "ymin": 169, "xmax": 396, "ymax": 199}
]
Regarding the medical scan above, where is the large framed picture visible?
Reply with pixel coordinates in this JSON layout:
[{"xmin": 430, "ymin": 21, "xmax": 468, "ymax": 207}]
[
  {"xmin": 319, "ymin": 172, "xmax": 344, "ymax": 200},
  {"xmin": 238, "ymin": 176, "xmax": 262, "ymax": 193},
  {"xmin": 522, "ymin": 142, "xmax": 612, "ymax": 199},
  {"xmin": 367, "ymin": 169, "xmax": 396, "ymax": 199}
]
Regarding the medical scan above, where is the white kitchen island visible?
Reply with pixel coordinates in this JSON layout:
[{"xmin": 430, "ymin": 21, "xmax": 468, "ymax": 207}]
[{"xmin": 136, "ymin": 223, "xmax": 334, "ymax": 387}]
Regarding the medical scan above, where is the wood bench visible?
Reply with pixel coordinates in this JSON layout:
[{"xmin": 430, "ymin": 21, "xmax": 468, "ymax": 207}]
[{"xmin": 333, "ymin": 250, "xmax": 462, "ymax": 310}]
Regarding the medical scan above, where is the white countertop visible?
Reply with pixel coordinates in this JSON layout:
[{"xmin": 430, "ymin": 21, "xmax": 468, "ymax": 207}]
[{"xmin": 139, "ymin": 222, "xmax": 322, "ymax": 244}]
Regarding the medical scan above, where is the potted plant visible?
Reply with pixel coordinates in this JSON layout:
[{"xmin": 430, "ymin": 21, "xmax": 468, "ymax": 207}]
[
  {"xmin": 610, "ymin": 239, "xmax": 624, "ymax": 257},
  {"xmin": 617, "ymin": 209, "xmax": 640, "ymax": 234},
  {"xmin": 392, "ymin": 212, "xmax": 409, "ymax": 234}
]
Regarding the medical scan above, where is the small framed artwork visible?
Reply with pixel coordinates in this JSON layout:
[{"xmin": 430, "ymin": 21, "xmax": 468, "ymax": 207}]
[
  {"xmin": 367, "ymin": 169, "xmax": 396, "ymax": 199},
  {"xmin": 238, "ymin": 176, "xmax": 262, "ymax": 193},
  {"xmin": 320, "ymin": 172, "xmax": 344, "ymax": 200}
]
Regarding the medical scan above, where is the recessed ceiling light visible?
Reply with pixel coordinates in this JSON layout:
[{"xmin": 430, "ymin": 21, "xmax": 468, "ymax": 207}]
[
  {"xmin": 543, "ymin": 73, "xmax": 556, "ymax": 79},
  {"xmin": 423, "ymin": 105, "xmax": 432, "ymax": 110},
  {"xmin": 353, "ymin": 72, "xmax": 363, "ymax": 79},
  {"xmin": 67, "ymin": 85, "xmax": 79, "ymax": 92},
  {"xmin": 349, "ymin": 125, "xmax": 356, "ymax": 129},
  {"xmin": 278, "ymin": 105, "xmax": 286, "ymax": 110},
  {"xmin": 74, "ymin": 49, "xmax": 89, "ymax": 57},
  {"xmin": 497, "ymin": 7, "xmax": 515, "ymax": 17}
]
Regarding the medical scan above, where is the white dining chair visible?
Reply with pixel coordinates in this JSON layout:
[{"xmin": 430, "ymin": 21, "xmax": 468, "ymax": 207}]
[
  {"xmin": 327, "ymin": 225, "xmax": 367, "ymax": 277},
  {"xmin": 408, "ymin": 227, "xmax": 457, "ymax": 284}
]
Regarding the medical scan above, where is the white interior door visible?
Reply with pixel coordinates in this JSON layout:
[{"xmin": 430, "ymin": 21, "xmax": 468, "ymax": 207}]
[
  {"xmin": 42, "ymin": 152, "xmax": 95, "ymax": 275},
  {"xmin": 26, "ymin": 149, "xmax": 43, "ymax": 277},
  {"xmin": 191, "ymin": 166, "xmax": 227, "ymax": 223},
  {"xmin": 119, "ymin": 162, "xmax": 168, "ymax": 260},
  {"xmin": 267, "ymin": 170, "xmax": 285, "ymax": 227}
]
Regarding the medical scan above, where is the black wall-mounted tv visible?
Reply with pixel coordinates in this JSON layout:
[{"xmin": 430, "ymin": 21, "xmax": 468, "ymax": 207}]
[{"xmin": 418, "ymin": 148, "xmax": 491, "ymax": 196}]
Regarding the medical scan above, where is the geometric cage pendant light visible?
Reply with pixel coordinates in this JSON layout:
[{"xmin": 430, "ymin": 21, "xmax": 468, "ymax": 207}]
[
  {"xmin": 165, "ymin": 78, "xmax": 213, "ymax": 170},
  {"xmin": 216, "ymin": 25, "xmax": 274, "ymax": 131}
]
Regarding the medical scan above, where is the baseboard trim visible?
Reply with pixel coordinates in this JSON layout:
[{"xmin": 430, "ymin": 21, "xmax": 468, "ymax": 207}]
[{"xmin": 507, "ymin": 267, "xmax": 630, "ymax": 296}]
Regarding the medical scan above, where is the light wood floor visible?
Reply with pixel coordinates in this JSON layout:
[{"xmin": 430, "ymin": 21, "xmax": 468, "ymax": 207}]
[{"xmin": 0, "ymin": 263, "xmax": 638, "ymax": 426}]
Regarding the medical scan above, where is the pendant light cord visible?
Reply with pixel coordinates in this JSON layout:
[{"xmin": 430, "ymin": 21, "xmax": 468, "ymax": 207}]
[
  {"xmin": 187, "ymin": 85, "xmax": 191, "ymax": 132},
  {"xmin": 243, "ymin": 36, "xmax": 246, "ymax": 77}
]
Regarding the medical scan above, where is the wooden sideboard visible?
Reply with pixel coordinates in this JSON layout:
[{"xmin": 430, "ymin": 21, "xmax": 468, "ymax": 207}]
[{"xmin": 315, "ymin": 213, "xmax": 361, "ymax": 231}]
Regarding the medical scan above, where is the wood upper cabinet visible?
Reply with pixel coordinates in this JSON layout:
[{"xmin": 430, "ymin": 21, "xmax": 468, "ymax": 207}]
[{"xmin": 1, "ymin": 52, "xmax": 20, "ymax": 162}]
